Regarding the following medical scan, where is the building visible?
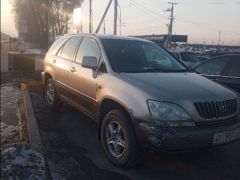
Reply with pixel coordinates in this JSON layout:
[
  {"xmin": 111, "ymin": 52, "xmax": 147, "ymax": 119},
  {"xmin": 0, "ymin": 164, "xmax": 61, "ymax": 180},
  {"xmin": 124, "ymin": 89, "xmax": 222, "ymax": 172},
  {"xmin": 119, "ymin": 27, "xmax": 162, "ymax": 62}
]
[{"xmin": 134, "ymin": 34, "xmax": 188, "ymax": 46}]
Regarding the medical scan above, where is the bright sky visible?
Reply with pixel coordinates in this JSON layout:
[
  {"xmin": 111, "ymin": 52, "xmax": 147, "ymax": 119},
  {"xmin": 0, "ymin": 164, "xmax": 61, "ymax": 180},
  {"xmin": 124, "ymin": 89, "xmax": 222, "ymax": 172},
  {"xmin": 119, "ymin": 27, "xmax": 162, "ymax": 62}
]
[
  {"xmin": 1, "ymin": 0, "xmax": 18, "ymax": 37},
  {"xmin": 1, "ymin": 0, "xmax": 240, "ymax": 45}
]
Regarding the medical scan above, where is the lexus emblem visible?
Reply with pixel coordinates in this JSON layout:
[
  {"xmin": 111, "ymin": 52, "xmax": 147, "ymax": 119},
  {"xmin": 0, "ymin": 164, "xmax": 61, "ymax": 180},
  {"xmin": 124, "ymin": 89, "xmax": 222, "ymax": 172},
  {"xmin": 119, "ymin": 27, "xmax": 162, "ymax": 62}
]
[{"xmin": 219, "ymin": 105, "xmax": 226, "ymax": 113}]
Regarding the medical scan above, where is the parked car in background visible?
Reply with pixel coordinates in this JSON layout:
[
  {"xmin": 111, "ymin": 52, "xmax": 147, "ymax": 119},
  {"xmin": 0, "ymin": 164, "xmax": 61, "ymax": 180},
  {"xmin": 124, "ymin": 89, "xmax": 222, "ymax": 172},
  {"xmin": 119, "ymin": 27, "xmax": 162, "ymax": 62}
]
[
  {"xmin": 193, "ymin": 54, "xmax": 240, "ymax": 93},
  {"xmin": 170, "ymin": 50, "xmax": 200, "ymax": 67},
  {"xmin": 193, "ymin": 52, "xmax": 210, "ymax": 62},
  {"xmin": 42, "ymin": 35, "xmax": 240, "ymax": 168}
]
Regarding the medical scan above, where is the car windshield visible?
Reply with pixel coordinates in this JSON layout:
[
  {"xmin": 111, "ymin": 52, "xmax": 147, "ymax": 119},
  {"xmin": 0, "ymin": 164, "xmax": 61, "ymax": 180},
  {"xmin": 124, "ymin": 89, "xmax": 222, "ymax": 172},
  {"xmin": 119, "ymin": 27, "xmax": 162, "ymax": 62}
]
[{"xmin": 101, "ymin": 39, "xmax": 188, "ymax": 73}]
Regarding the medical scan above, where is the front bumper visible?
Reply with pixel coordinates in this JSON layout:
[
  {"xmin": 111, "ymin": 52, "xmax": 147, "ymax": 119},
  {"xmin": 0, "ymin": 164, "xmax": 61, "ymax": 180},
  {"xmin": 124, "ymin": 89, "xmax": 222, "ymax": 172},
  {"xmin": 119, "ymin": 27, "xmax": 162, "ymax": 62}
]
[{"xmin": 135, "ymin": 118, "xmax": 240, "ymax": 152}]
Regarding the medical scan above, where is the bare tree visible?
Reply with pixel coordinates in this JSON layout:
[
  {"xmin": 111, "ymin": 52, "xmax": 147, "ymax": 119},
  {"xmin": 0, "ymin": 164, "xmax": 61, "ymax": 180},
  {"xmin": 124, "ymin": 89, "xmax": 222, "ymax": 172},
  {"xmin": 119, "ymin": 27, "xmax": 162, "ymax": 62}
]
[
  {"xmin": 13, "ymin": 0, "xmax": 83, "ymax": 50},
  {"xmin": 50, "ymin": 0, "xmax": 83, "ymax": 36}
]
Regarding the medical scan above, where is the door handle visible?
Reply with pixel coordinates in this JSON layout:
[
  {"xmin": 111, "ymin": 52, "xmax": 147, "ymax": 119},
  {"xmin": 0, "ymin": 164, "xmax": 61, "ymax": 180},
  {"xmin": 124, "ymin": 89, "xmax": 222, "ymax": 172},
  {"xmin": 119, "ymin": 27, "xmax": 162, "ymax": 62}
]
[{"xmin": 70, "ymin": 67, "xmax": 77, "ymax": 73}]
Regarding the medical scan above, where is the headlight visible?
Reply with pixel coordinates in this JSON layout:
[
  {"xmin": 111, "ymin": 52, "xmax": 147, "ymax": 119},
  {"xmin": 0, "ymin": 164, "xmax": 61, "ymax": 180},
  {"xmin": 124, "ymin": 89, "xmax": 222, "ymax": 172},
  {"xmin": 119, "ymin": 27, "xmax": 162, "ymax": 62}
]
[
  {"xmin": 237, "ymin": 94, "xmax": 240, "ymax": 116},
  {"xmin": 147, "ymin": 100, "xmax": 191, "ymax": 120},
  {"xmin": 147, "ymin": 100, "xmax": 195, "ymax": 127}
]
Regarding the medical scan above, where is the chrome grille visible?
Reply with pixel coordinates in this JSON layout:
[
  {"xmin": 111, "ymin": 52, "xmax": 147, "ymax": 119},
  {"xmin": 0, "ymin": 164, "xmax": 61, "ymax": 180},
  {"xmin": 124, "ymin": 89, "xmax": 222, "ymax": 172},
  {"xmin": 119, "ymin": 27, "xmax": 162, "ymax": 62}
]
[{"xmin": 194, "ymin": 99, "xmax": 238, "ymax": 119}]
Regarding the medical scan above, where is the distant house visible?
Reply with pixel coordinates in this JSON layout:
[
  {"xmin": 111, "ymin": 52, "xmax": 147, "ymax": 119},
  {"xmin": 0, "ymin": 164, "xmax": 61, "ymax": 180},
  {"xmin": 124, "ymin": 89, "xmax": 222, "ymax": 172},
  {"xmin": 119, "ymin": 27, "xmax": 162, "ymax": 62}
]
[
  {"xmin": 1, "ymin": 32, "xmax": 18, "ymax": 51},
  {"xmin": 1, "ymin": 32, "xmax": 11, "ymax": 43}
]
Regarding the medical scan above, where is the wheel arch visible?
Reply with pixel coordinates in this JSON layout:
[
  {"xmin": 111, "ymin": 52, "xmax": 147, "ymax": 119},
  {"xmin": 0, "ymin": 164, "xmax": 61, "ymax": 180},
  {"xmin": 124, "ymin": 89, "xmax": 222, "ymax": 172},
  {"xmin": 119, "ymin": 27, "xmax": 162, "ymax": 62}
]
[
  {"xmin": 45, "ymin": 73, "xmax": 52, "ymax": 82},
  {"xmin": 98, "ymin": 98, "xmax": 135, "ymax": 140},
  {"xmin": 44, "ymin": 65, "xmax": 55, "ymax": 84}
]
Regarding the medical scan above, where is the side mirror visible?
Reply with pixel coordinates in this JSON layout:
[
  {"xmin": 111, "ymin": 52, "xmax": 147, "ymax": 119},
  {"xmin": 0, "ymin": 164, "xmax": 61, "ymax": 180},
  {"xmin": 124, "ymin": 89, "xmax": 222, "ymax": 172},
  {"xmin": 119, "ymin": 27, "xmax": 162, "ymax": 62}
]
[{"xmin": 82, "ymin": 56, "xmax": 98, "ymax": 70}]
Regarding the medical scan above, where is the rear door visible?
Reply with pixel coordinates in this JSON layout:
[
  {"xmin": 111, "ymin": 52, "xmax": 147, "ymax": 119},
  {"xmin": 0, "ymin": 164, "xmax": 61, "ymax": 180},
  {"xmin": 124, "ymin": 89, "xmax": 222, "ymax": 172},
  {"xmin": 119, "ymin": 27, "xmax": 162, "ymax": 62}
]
[
  {"xmin": 68, "ymin": 37, "xmax": 101, "ymax": 118},
  {"xmin": 53, "ymin": 37, "xmax": 82, "ymax": 97}
]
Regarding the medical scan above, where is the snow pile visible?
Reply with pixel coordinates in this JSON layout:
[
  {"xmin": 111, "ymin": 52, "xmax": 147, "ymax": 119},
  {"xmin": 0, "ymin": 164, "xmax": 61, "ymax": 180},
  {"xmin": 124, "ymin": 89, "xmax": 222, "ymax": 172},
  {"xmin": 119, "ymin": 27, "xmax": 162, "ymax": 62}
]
[
  {"xmin": 1, "ymin": 122, "xmax": 18, "ymax": 144},
  {"xmin": 1, "ymin": 144, "xmax": 46, "ymax": 179},
  {"xmin": 1, "ymin": 84, "xmax": 20, "ymax": 108}
]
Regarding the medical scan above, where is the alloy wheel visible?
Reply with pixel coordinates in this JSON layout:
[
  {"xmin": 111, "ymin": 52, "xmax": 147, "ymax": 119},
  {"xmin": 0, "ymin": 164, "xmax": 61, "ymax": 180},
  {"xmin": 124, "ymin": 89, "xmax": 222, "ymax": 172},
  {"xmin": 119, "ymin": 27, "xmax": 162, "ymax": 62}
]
[
  {"xmin": 46, "ymin": 82, "xmax": 55, "ymax": 105},
  {"xmin": 105, "ymin": 121, "xmax": 126, "ymax": 158}
]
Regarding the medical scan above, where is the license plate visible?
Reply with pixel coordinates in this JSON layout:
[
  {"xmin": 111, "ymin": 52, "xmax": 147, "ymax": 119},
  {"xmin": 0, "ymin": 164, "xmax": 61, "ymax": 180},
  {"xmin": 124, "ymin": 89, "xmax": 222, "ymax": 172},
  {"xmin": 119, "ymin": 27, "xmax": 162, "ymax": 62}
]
[{"xmin": 213, "ymin": 128, "xmax": 240, "ymax": 145}]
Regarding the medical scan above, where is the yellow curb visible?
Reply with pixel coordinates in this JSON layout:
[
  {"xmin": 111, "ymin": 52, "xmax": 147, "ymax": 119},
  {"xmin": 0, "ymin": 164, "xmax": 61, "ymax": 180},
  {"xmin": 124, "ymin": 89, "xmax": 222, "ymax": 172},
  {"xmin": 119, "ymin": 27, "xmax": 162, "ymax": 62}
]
[{"xmin": 21, "ymin": 81, "xmax": 44, "ymax": 91}]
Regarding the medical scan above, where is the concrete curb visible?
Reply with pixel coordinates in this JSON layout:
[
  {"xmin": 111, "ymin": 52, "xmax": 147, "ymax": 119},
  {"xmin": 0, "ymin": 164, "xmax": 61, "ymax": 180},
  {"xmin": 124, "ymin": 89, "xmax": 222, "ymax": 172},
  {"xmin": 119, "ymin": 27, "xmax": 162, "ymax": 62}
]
[
  {"xmin": 23, "ymin": 90, "xmax": 43, "ymax": 152},
  {"xmin": 22, "ymin": 90, "xmax": 52, "ymax": 179}
]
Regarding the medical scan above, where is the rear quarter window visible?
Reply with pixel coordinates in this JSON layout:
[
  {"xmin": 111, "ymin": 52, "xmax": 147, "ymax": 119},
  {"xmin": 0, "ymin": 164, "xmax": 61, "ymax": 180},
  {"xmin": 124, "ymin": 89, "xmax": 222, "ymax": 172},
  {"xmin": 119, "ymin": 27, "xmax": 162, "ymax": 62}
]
[
  {"xmin": 48, "ymin": 36, "xmax": 69, "ymax": 55},
  {"xmin": 60, "ymin": 37, "xmax": 81, "ymax": 61}
]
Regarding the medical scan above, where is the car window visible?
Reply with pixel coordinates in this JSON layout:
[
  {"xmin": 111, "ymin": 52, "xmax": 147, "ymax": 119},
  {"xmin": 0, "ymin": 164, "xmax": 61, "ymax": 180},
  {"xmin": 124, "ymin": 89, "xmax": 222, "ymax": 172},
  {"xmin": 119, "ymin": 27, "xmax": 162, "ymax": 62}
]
[
  {"xmin": 56, "ymin": 45, "xmax": 64, "ymax": 57},
  {"xmin": 75, "ymin": 37, "xmax": 101, "ymax": 64},
  {"xmin": 60, "ymin": 37, "xmax": 81, "ymax": 61},
  {"xmin": 227, "ymin": 57, "xmax": 240, "ymax": 77},
  {"xmin": 48, "ymin": 36, "xmax": 68, "ymax": 55},
  {"xmin": 181, "ymin": 52, "xmax": 198, "ymax": 63},
  {"xmin": 194, "ymin": 57, "xmax": 229, "ymax": 75}
]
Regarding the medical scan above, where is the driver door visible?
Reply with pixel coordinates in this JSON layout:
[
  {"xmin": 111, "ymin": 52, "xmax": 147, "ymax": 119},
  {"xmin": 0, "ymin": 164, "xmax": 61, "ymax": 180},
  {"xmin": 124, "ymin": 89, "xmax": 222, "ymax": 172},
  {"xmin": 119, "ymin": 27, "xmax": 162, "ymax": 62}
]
[{"xmin": 68, "ymin": 37, "xmax": 101, "ymax": 118}]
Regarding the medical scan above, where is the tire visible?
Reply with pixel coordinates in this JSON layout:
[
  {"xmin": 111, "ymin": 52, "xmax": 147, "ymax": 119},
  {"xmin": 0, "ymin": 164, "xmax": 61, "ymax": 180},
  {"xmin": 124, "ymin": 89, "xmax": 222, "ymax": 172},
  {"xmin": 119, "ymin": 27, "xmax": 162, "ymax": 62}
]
[
  {"xmin": 101, "ymin": 109, "xmax": 142, "ymax": 168},
  {"xmin": 44, "ymin": 78, "xmax": 61, "ymax": 111}
]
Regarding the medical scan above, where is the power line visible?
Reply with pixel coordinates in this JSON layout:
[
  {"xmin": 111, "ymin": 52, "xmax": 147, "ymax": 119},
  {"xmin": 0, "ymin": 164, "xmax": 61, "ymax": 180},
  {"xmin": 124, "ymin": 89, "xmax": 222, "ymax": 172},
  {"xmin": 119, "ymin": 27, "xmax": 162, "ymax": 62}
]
[
  {"xmin": 128, "ymin": 0, "xmax": 240, "ymax": 32},
  {"xmin": 123, "ymin": 0, "xmax": 240, "ymax": 37},
  {"xmin": 127, "ymin": 0, "xmax": 167, "ymax": 20}
]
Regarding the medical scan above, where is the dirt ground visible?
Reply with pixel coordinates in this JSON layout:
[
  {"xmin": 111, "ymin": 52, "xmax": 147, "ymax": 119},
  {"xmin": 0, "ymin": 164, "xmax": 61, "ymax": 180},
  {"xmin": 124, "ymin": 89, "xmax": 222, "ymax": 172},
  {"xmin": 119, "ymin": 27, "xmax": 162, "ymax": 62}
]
[
  {"xmin": 0, "ymin": 72, "xmax": 39, "ymax": 148},
  {"xmin": 1, "ymin": 71, "xmax": 41, "ymax": 128},
  {"xmin": 1, "ymin": 72, "xmax": 41, "ymax": 85},
  {"xmin": 1, "ymin": 72, "xmax": 46, "ymax": 179},
  {"xmin": 0, "ymin": 71, "xmax": 40, "ymax": 149},
  {"xmin": 1, "ymin": 71, "xmax": 42, "ymax": 147}
]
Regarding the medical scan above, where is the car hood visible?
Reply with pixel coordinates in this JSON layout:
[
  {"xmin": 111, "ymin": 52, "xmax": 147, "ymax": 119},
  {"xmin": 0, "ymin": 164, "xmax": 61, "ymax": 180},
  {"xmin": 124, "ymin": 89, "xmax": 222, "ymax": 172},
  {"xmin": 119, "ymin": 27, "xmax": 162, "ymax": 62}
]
[{"xmin": 119, "ymin": 72, "xmax": 237, "ymax": 103}]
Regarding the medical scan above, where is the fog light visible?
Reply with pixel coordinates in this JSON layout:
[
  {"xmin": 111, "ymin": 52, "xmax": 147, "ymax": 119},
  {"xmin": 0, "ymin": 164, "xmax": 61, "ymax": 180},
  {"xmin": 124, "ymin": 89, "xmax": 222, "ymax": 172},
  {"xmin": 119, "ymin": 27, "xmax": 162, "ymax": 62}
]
[
  {"xmin": 148, "ymin": 135, "xmax": 162, "ymax": 147},
  {"xmin": 139, "ymin": 123, "xmax": 157, "ymax": 134}
]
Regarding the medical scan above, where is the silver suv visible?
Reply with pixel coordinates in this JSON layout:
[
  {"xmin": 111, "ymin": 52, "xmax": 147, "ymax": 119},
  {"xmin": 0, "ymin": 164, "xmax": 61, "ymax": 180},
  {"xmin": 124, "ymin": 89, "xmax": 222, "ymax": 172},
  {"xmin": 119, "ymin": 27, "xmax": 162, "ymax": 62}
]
[{"xmin": 42, "ymin": 34, "xmax": 240, "ymax": 167}]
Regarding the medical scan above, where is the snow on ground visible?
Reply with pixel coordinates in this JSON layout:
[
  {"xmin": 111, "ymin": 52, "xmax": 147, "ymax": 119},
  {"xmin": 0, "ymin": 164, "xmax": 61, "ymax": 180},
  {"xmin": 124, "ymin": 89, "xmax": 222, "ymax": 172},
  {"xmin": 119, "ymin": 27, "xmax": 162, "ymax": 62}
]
[
  {"xmin": 1, "ymin": 83, "xmax": 21, "ymax": 146},
  {"xmin": 1, "ymin": 83, "xmax": 20, "ymax": 109},
  {"xmin": 1, "ymin": 82, "xmax": 46, "ymax": 179},
  {"xmin": 1, "ymin": 144, "xmax": 46, "ymax": 179},
  {"xmin": 1, "ymin": 122, "xmax": 18, "ymax": 145}
]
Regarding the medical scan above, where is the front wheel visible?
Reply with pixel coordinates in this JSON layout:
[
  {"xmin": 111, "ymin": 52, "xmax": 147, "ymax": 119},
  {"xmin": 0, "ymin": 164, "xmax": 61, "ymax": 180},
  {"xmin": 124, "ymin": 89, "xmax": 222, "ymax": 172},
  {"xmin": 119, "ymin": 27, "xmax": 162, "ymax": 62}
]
[
  {"xmin": 101, "ymin": 109, "xmax": 142, "ymax": 168},
  {"xmin": 44, "ymin": 78, "xmax": 61, "ymax": 111}
]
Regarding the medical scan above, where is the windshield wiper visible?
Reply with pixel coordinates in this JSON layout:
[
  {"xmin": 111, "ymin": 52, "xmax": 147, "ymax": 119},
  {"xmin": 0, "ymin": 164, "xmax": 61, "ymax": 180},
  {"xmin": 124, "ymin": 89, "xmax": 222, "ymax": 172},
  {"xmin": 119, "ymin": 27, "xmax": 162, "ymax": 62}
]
[
  {"xmin": 139, "ymin": 68, "xmax": 188, "ymax": 73},
  {"xmin": 118, "ymin": 68, "xmax": 188, "ymax": 73}
]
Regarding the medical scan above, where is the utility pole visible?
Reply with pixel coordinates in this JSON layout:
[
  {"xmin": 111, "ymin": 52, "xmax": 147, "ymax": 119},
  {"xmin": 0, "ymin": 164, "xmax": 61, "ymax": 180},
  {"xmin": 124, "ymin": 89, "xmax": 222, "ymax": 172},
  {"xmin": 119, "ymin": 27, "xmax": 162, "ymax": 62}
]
[
  {"xmin": 89, "ymin": 0, "xmax": 92, "ymax": 34},
  {"xmin": 114, "ymin": 0, "xmax": 118, "ymax": 35},
  {"xmin": 103, "ymin": 20, "xmax": 107, "ymax": 34},
  {"xmin": 95, "ymin": 0, "xmax": 120, "ymax": 35},
  {"xmin": 217, "ymin": 30, "xmax": 222, "ymax": 53},
  {"xmin": 164, "ymin": 2, "xmax": 177, "ymax": 48},
  {"xmin": 95, "ymin": 0, "xmax": 113, "ymax": 34}
]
